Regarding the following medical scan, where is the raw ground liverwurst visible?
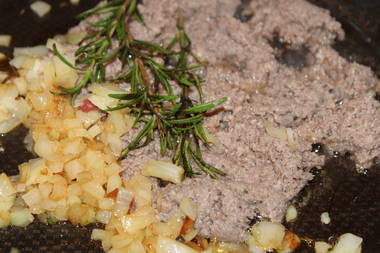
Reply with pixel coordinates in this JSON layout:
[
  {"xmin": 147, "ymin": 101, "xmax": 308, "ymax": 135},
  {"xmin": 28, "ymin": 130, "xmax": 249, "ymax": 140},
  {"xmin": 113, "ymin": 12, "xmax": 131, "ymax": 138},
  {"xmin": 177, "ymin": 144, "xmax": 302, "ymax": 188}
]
[{"xmin": 70, "ymin": 0, "xmax": 380, "ymax": 242}]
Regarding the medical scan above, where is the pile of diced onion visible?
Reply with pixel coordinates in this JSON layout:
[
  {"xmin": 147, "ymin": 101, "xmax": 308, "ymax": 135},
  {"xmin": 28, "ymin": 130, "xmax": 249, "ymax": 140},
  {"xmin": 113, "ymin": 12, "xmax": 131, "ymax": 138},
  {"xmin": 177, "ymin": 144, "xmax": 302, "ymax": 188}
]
[
  {"xmin": 0, "ymin": 40, "xmax": 199, "ymax": 252},
  {"xmin": 0, "ymin": 39, "xmax": 241, "ymax": 253},
  {"xmin": 0, "ymin": 34, "xmax": 363, "ymax": 253}
]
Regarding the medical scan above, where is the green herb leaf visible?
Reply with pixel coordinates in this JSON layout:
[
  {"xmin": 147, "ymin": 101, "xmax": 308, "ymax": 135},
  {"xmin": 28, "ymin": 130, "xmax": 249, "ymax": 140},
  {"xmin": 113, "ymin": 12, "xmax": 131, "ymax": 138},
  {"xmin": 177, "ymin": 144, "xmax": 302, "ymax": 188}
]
[
  {"xmin": 168, "ymin": 114, "xmax": 203, "ymax": 125},
  {"xmin": 149, "ymin": 95, "xmax": 179, "ymax": 104},
  {"xmin": 184, "ymin": 97, "xmax": 227, "ymax": 114},
  {"xmin": 152, "ymin": 67, "xmax": 173, "ymax": 96},
  {"xmin": 133, "ymin": 9, "xmax": 146, "ymax": 26},
  {"xmin": 132, "ymin": 40, "xmax": 173, "ymax": 55},
  {"xmin": 108, "ymin": 91, "xmax": 144, "ymax": 100},
  {"xmin": 120, "ymin": 116, "xmax": 156, "ymax": 158}
]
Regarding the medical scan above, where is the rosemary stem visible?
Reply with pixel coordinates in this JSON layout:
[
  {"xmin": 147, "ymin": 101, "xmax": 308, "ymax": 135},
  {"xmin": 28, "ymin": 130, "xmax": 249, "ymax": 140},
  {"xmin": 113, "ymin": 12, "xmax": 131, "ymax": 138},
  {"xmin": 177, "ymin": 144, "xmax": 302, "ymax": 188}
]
[{"xmin": 53, "ymin": 0, "xmax": 227, "ymax": 178}]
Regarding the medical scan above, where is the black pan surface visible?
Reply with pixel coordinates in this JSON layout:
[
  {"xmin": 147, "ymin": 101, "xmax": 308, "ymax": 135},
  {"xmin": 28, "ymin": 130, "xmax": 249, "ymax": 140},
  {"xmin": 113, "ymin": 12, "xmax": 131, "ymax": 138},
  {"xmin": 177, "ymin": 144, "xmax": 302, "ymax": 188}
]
[{"xmin": 0, "ymin": 0, "xmax": 379, "ymax": 252}]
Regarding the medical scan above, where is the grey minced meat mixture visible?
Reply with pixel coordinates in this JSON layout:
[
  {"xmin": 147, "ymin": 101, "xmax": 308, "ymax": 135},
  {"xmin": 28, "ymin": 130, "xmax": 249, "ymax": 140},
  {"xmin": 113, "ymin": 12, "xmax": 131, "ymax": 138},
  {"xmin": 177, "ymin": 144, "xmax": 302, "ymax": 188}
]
[{"xmin": 71, "ymin": 0, "xmax": 380, "ymax": 242}]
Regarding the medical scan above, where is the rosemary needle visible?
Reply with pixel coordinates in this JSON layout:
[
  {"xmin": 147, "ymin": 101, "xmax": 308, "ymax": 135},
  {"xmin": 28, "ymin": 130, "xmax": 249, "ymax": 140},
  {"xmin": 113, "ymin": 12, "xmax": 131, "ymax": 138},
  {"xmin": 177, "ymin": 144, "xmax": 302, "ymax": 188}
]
[{"xmin": 54, "ymin": 0, "xmax": 227, "ymax": 179}]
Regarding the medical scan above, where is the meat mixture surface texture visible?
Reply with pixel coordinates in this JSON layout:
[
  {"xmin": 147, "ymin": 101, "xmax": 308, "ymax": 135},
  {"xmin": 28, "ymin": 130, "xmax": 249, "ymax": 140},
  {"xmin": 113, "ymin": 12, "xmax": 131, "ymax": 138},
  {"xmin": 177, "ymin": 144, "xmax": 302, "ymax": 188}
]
[{"xmin": 71, "ymin": 0, "xmax": 380, "ymax": 242}]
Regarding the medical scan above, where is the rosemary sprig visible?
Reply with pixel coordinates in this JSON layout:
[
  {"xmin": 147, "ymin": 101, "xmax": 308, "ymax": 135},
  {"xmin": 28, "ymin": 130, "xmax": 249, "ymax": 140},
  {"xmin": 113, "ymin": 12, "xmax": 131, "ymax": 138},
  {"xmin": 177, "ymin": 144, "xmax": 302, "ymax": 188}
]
[{"xmin": 54, "ymin": 0, "xmax": 227, "ymax": 179}]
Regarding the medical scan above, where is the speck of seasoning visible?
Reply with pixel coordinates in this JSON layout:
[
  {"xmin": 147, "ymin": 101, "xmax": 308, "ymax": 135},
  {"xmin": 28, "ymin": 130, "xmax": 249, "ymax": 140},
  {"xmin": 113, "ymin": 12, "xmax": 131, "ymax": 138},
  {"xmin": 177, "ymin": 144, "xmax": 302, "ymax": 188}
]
[
  {"xmin": 311, "ymin": 143, "xmax": 324, "ymax": 154},
  {"xmin": 332, "ymin": 151, "xmax": 340, "ymax": 157},
  {"xmin": 310, "ymin": 167, "xmax": 321, "ymax": 175}
]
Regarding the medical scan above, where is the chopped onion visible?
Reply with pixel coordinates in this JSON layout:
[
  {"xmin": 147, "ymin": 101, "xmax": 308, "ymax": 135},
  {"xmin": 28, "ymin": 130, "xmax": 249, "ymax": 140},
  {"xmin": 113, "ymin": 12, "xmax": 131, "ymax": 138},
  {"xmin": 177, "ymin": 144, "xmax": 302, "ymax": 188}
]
[
  {"xmin": 0, "ymin": 173, "xmax": 16, "ymax": 212},
  {"xmin": 91, "ymin": 228, "xmax": 107, "ymax": 240},
  {"xmin": 14, "ymin": 45, "xmax": 48, "ymax": 57},
  {"xmin": 82, "ymin": 181, "xmax": 105, "ymax": 200},
  {"xmin": 285, "ymin": 205, "xmax": 297, "ymax": 223},
  {"xmin": 182, "ymin": 228, "xmax": 198, "ymax": 242},
  {"xmin": 113, "ymin": 188, "xmax": 133, "ymax": 217},
  {"xmin": 68, "ymin": 203, "xmax": 95, "ymax": 226},
  {"xmin": 46, "ymin": 39, "xmax": 78, "ymax": 88},
  {"xmin": 120, "ymin": 207, "xmax": 155, "ymax": 233},
  {"xmin": 142, "ymin": 160, "xmax": 184, "ymax": 184},
  {"xmin": 251, "ymin": 221, "xmax": 286, "ymax": 250},
  {"xmin": 120, "ymin": 215, "xmax": 153, "ymax": 233},
  {"xmin": 179, "ymin": 197, "xmax": 197, "ymax": 221},
  {"xmin": 96, "ymin": 210, "xmax": 112, "ymax": 224},
  {"xmin": 245, "ymin": 234, "xmax": 265, "ymax": 253},
  {"xmin": 0, "ymin": 35, "xmax": 11, "ymax": 47},
  {"xmin": 181, "ymin": 217, "xmax": 195, "ymax": 236},
  {"xmin": 286, "ymin": 128, "xmax": 297, "ymax": 151},
  {"xmin": 65, "ymin": 31, "xmax": 87, "ymax": 45},
  {"xmin": 30, "ymin": 1, "xmax": 51, "ymax": 17},
  {"xmin": 53, "ymin": 55, "xmax": 78, "ymax": 88},
  {"xmin": 46, "ymin": 39, "xmax": 63, "ymax": 52},
  {"xmin": 21, "ymin": 187, "xmax": 41, "ymax": 212},
  {"xmin": 0, "ymin": 52, "xmax": 7, "ymax": 61},
  {"xmin": 315, "ymin": 241, "xmax": 332, "ymax": 253},
  {"xmin": 127, "ymin": 241, "xmax": 145, "ymax": 253},
  {"xmin": 76, "ymin": 110, "xmax": 102, "ymax": 128},
  {"xmin": 166, "ymin": 209, "xmax": 186, "ymax": 239},
  {"xmin": 331, "ymin": 233, "xmax": 362, "ymax": 253},
  {"xmin": 10, "ymin": 208, "xmax": 34, "ymax": 227},
  {"xmin": 320, "ymin": 212, "xmax": 331, "ymax": 225},
  {"xmin": 106, "ymin": 174, "xmax": 122, "ymax": 194},
  {"xmin": 33, "ymin": 132, "xmax": 57, "ymax": 158},
  {"xmin": 0, "ymin": 211, "xmax": 11, "ymax": 228},
  {"xmin": 70, "ymin": 0, "xmax": 80, "ymax": 5},
  {"xmin": 265, "ymin": 122, "xmax": 287, "ymax": 141},
  {"xmin": 110, "ymin": 233, "xmax": 134, "ymax": 249},
  {"xmin": 91, "ymin": 229, "xmax": 112, "ymax": 251},
  {"xmin": 217, "ymin": 242, "xmax": 249, "ymax": 253},
  {"xmin": 14, "ymin": 77, "xmax": 28, "ymax": 96},
  {"xmin": 88, "ymin": 83, "xmax": 127, "ymax": 110},
  {"xmin": 107, "ymin": 111, "xmax": 130, "ymax": 136},
  {"xmin": 88, "ymin": 124, "xmax": 102, "ymax": 138},
  {"xmin": 0, "ymin": 85, "xmax": 31, "ymax": 134},
  {"xmin": 0, "ymin": 71, "xmax": 8, "ymax": 83},
  {"xmin": 265, "ymin": 122, "xmax": 297, "ymax": 151},
  {"xmin": 105, "ymin": 133, "xmax": 123, "ymax": 156},
  {"xmin": 156, "ymin": 236, "xmax": 198, "ymax": 253},
  {"xmin": 9, "ymin": 56, "xmax": 27, "ymax": 69}
]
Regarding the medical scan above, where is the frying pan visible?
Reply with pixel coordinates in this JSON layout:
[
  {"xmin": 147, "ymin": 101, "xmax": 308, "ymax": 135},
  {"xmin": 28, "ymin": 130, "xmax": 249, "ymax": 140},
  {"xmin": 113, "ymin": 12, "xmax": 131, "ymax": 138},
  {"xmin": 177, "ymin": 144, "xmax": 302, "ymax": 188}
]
[{"xmin": 0, "ymin": 0, "xmax": 379, "ymax": 252}]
